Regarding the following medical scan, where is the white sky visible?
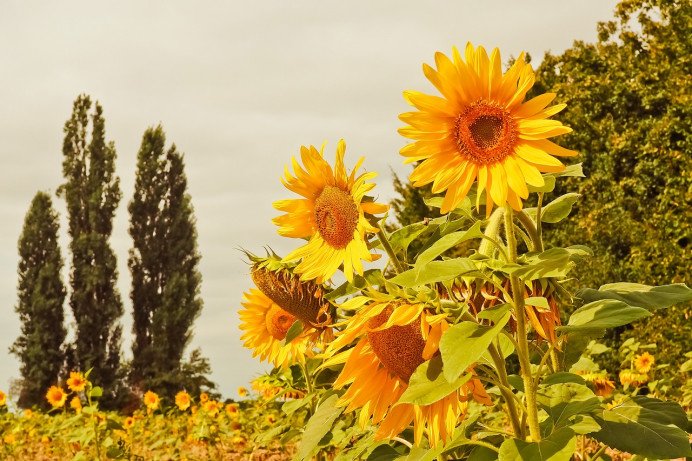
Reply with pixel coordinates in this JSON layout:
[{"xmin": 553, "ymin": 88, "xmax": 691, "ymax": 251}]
[{"xmin": 0, "ymin": 0, "xmax": 619, "ymax": 400}]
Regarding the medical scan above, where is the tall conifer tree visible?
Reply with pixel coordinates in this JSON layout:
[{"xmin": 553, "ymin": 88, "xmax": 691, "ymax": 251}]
[
  {"xmin": 57, "ymin": 95, "xmax": 123, "ymax": 402},
  {"xmin": 11, "ymin": 192, "xmax": 66, "ymax": 408},
  {"xmin": 129, "ymin": 126, "xmax": 206, "ymax": 397}
]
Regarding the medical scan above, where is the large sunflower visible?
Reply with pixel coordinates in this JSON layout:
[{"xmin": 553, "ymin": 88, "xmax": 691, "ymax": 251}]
[
  {"xmin": 239, "ymin": 288, "xmax": 321, "ymax": 368},
  {"xmin": 273, "ymin": 140, "xmax": 388, "ymax": 283},
  {"xmin": 399, "ymin": 43, "xmax": 577, "ymax": 214},
  {"xmin": 325, "ymin": 299, "xmax": 491, "ymax": 447}
]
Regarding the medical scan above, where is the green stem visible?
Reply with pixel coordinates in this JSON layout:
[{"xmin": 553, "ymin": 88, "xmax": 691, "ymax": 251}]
[
  {"xmin": 589, "ymin": 444, "xmax": 608, "ymax": 461},
  {"xmin": 488, "ymin": 343, "xmax": 524, "ymax": 438},
  {"xmin": 465, "ymin": 440, "xmax": 500, "ymax": 453},
  {"xmin": 504, "ymin": 204, "xmax": 542, "ymax": 442},
  {"xmin": 478, "ymin": 208, "xmax": 505, "ymax": 257},
  {"xmin": 535, "ymin": 193, "xmax": 544, "ymax": 251},
  {"xmin": 516, "ymin": 211, "xmax": 543, "ymax": 252},
  {"xmin": 378, "ymin": 221, "xmax": 405, "ymax": 274}
]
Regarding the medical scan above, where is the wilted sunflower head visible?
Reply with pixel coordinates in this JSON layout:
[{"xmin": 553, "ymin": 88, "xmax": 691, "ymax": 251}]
[
  {"xmin": 400, "ymin": 42, "xmax": 577, "ymax": 214},
  {"xmin": 247, "ymin": 251, "xmax": 332, "ymax": 328}
]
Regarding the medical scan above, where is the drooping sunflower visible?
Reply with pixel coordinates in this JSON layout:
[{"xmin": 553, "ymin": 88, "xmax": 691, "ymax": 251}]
[
  {"xmin": 46, "ymin": 386, "xmax": 67, "ymax": 408},
  {"xmin": 239, "ymin": 288, "xmax": 321, "ymax": 368},
  {"xmin": 400, "ymin": 43, "xmax": 577, "ymax": 214},
  {"xmin": 325, "ymin": 299, "xmax": 492, "ymax": 447},
  {"xmin": 273, "ymin": 140, "xmax": 388, "ymax": 283}
]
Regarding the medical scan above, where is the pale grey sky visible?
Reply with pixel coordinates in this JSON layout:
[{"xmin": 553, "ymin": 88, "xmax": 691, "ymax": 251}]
[{"xmin": 0, "ymin": 0, "xmax": 618, "ymax": 400}]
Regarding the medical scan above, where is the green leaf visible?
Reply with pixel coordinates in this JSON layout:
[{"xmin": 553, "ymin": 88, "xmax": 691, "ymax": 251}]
[
  {"xmin": 570, "ymin": 415, "xmax": 602, "ymax": 435},
  {"xmin": 105, "ymin": 418, "xmax": 124, "ymax": 431},
  {"xmin": 536, "ymin": 383, "xmax": 602, "ymax": 430},
  {"xmin": 592, "ymin": 396, "xmax": 692, "ymax": 459},
  {"xmin": 326, "ymin": 269, "xmax": 385, "ymax": 301},
  {"xmin": 283, "ymin": 320, "xmax": 304, "ymax": 344},
  {"xmin": 89, "ymin": 386, "xmax": 103, "ymax": 398},
  {"xmin": 527, "ymin": 175, "xmax": 556, "ymax": 193},
  {"xmin": 390, "ymin": 258, "xmax": 479, "ymax": 287},
  {"xmin": 415, "ymin": 222, "xmax": 483, "ymax": 269},
  {"xmin": 398, "ymin": 355, "xmax": 472, "ymax": 406},
  {"xmin": 541, "ymin": 372, "xmax": 587, "ymax": 386},
  {"xmin": 556, "ymin": 163, "xmax": 584, "ymax": 177},
  {"xmin": 487, "ymin": 247, "xmax": 586, "ymax": 281},
  {"xmin": 296, "ymin": 394, "xmax": 343, "ymax": 460},
  {"xmin": 541, "ymin": 193, "xmax": 580, "ymax": 223},
  {"xmin": 576, "ymin": 283, "xmax": 692, "ymax": 312},
  {"xmin": 525, "ymin": 297, "xmax": 550, "ymax": 310},
  {"xmin": 440, "ymin": 305, "xmax": 511, "ymax": 382},
  {"xmin": 282, "ymin": 397, "xmax": 308, "ymax": 416},
  {"xmin": 498, "ymin": 427, "xmax": 576, "ymax": 461},
  {"xmin": 558, "ymin": 299, "xmax": 652, "ymax": 333},
  {"xmin": 366, "ymin": 444, "xmax": 405, "ymax": 461}
]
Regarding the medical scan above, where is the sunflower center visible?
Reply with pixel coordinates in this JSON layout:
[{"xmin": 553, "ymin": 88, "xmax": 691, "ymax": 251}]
[
  {"xmin": 314, "ymin": 186, "xmax": 359, "ymax": 249},
  {"xmin": 265, "ymin": 304, "xmax": 296, "ymax": 340},
  {"xmin": 366, "ymin": 307, "xmax": 426, "ymax": 384},
  {"xmin": 454, "ymin": 100, "xmax": 517, "ymax": 164}
]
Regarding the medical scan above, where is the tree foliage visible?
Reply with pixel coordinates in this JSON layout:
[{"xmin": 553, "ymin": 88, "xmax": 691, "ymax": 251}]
[
  {"xmin": 57, "ymin": 94, "xmax": 124, "ymax": 405},
  {"xmin": 10, "ymin": 192, "xmax": 66, "ymax": 408},
  {"xmin": 128, "ymin": 126, "xmax": 209, "ymax": 398}
]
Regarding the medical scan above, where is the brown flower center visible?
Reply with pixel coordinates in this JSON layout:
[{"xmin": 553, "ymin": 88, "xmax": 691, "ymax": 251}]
[
  {"xmin": 251, "ymin": 267, "xmax": 330, "ymax": 326},
  {"xmin": 314, "ymin": 186, "xmax": 359, "ymax": 249},
  {"xmin": 367, "ymin": 307, "xmax": 426, "ymax": 383},
  {"xmin": 454, "ymin": 100, "xmax": 517, "ymax": 164},
  {"xmin": 265, "ymin": 304, "xmax": 296, "ymax": 340}
]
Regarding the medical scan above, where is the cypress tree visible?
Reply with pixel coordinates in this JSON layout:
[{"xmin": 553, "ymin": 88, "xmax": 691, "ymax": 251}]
[
  {"xmin": 10, "ymin": 192, "xmax": 66, "ymax": 408},
  {"xmin": 57, "ymin": 95, "xmax": 123, "ymax": 403},
  {"xmin": 129, "ymin": 126, "xmax": 207, "ymax": 397}
]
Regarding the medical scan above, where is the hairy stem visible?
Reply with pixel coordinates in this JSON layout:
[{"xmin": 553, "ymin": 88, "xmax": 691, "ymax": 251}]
[
  {"xmin": 378, "ymin": 221, "xmax": 405, "ymax": 274},
  {"xmin": 488, "ymin": 342, "xmax": 524, "ymax": 438},
  {"xmin": 478, "ymin": 208, "xmax": 505, "ymax": 257}
]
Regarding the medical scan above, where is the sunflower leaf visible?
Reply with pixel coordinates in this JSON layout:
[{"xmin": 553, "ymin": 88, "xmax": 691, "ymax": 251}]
[
  {"xmin": 440, "ymin": 305, "xmax": 511, "ymax": 383},
  {"xmin": 296, "ymin": 394, "xmax": 343, "ymax": 461},
  {"xmin": 575, "ymin": 283, "xmax": 692, "ymax": 312},
  {"xmin": 498, "ymin": 427, "xmax": 576, "ymax": 461},
  {"xmin": 390, "ymin": 258, "xmax": 480, "ymax": 287},
  {"xmin": 414, "ymin": 221, "xmax": 483, "ymax": 269},
  {"xmin": 558, "ymin": 299, "xmax": 652, "ymax": 333},
  {"xmin": 541, "ymin": 193, "xmax": 580, "ymax": 223},
  {"xmin": 397, "ymin": 355, "xmax": 472, "ymax": 406},
  {"xmin": 283, "ymin": 320, "xmax": 304, "ymax": 345}
]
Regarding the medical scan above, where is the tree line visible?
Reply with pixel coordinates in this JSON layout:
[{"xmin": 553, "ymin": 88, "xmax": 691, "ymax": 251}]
[{"xmin": 11, "ymin": 95, "xmax": 213, "ymax": 409}]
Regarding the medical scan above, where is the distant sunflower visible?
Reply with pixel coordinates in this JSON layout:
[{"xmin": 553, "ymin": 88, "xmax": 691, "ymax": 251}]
[
  {"xmin": 66, "ymin": 371, "xmax": 87, "ymax": 393},
  {"xmin": 175, "ymin": 391, "xmax": 191, "ymax": 411},
  {"xmin": 239, "ymin": 288, "xmax": 320, "ymax": 368},
  {"xmin": 0, "ymin": 390, "xmax": 7, "ymax": 406},
  {"xmin": 143, "ymin": 390, "xmax": 160, "ymax": 411},
  {"xmin": 273, "ymin": 140, "xmax": 388, "ymax": 282},
  {"xmin": 633, "ymin": 352, "xmax": 655, "ymax": 373},
  {"xmin": 46, "ymin": 386, "xmax": 67, "ymax": 408},
  {"xmin": 326, "ymin": 300, "xmax": 491, "ymax": 447},
  {"xmin": 400, "ymin": 43, "xmax": 577, "ymax": 214},
  {"xmin": 69, "ymin": 396, "xmax": 82, "ymax": 413}
]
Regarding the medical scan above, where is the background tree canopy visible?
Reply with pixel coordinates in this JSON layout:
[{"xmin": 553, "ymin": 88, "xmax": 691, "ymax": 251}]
[{"xmin": 392, "ymin": 0, "xmax": 690, "ymax": 374}]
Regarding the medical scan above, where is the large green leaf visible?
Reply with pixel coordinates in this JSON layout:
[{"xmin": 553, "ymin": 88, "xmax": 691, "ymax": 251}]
[
  {"xmin": 326, "ymin": 269, "xmax": 385, "ymax": 301},
  {"xmin": 541, "ymin": 193, "xmax": 580, "ymax": 223},
  {"xmin": 296, "ymin": 394, "xmax": 344, "ymax": 460},
  {"xmin": 498, "ymin": 428, "xmax": 576, "ymax": 461},
  {"xmin": 390, "ymin": 258, "xmax": 479, "ymax": 287},
  {"xmin": 576, "ymin": 282, "xmax": 692, "ymax": 311},
  {"xmin": 487, "ymin": 247, "xmax": 589, "ymax": 281},
  {"xmin": 440, "ymin": 305, "xmax": 511, "ymax": 382},
  {"xmin": 536, "ymin": 383, "xmax": 602, "ymax": 431},
  {"xmin": 414, "ymin": 221, "xmax": 483, "ymax": 269},
  {"xmin": 398, "ymin": 355, "xmax": 472, "ymax": 406},
  {"xmin": 592, "ymin": 396, "xmax": 692, "ymax": 459},
  {"xmin": 558, "ymin": 299, "xmax": 652, "ymax": 333},
  {"xmin": 388, "ymin": 222, "xmax": 433, "ymax": 254}
]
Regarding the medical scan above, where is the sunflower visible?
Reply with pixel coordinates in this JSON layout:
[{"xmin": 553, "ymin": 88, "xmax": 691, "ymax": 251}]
[
  {"xmin": 66, "ymin": 371, "xmax": 87, "ymax": 393},
  {"xmin": 273, "ymin": 140, "xmax": 388, "ymax": 283},
  {"xmin": 237, "ymin": 387, "xmax": 249, "ymax": 398},
  {"xmin": 325, "ymin": 299, "xmax": 492, "ymax": 447},
  {"xmin": 123, "ymin": 416, "xmax": 136, "ymax": 430},
  {"xmin": 200, "ymin": 392, "xmax": 209, "ymax": 403},
  {"xmin": 70, "ymin": 396, "xmax": 82, "ymax": 413},
  {"xmin": 0, "ymin": 390, "xmax": 6, "ymax": 406},
  {"xmin": 633, "ymin": 352, "xmax": 655, "ymax": 373},
  {"xmin": 239, "ymin": 288, "xmax": 325, "ymax": 368},
  {"xmin": 225, "ymin": 403, "xmax": 239, "ymax": 417},
  {"xmin": 175, "ymin": 391, "xmax": 191, "ymax": 411},
  {"xmin": 580, "ymin": 372, "xmax": 615, "ymax": 398},
  {"xmin": 203, "ymin": 400, "xmax": 221, "ymax": 417},
  {"xmin": 399, "ymin": 43, "xmax": 577, "ymax": 214},
  {"xmin": 143, "ymin": 390, "xmax": 160, "ymax": 411},
  {"xmin": 46, "ymin": 386, "xmax": 67, "ymax": 408}
]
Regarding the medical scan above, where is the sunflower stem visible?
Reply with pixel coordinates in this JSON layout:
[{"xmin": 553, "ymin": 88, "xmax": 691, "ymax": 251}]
[
  {"xmin": 516, "ymin": 210, "xmax": 543, "ymax": 252},
  {"xmin": 377, "ymin": 221, "xmax": 406, "ymax": 274},
  {"xmin": 503, "ymin": 204, "xmax": 542, "ymax": 442},
  {"xmin": 488, "ymin": 342, "xmax": 524, "ymax": 438},
  {"xmin": 535, "ymin": 193, "xmax": 544, "ymax": 251},
  {"xmin": 478, "ymin": 208, "xmax": 505, "ymax": 257}
]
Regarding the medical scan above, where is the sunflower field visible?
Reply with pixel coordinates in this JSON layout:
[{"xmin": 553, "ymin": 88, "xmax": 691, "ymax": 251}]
[{"xmin": 2, "ymin": 0, "xmax": 691, "ymax": 460}]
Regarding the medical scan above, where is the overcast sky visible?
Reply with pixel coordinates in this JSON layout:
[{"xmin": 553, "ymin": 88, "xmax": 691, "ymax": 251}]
[{"xmin": 0, "ymin": 0, "xmax": 619, "ymax": 400}]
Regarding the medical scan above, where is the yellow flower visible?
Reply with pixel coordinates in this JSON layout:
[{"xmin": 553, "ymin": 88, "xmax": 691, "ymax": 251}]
[
  {"xmin": 633, "ymin": 352, "xmax": 655, "ymax": 373},
  {"xmin": 239, "ymin": 288, "xmax": 319, "ymax": 368},
  {"xmin": 123, "ymin": 416, "xmax": 135, "ymax": 430},
  {"xmin": 203, "ymin": 400, "xmax": 221, "ymax": 417},
  {"xmin": 581, "ymin": 372, "xmax": 615, "ymax": 398},
  {"xmin": 265, "ymin": 414, "xmax": 277, "ymax": 425},
  {"xmin": 399, "ymin": 43, "xmax": 576, "ymax": 214},
  {"xmin": 326, "ymin": 299, "xmax": 492, "ymax": 447},
  {"xmin": 70, "ymin": 396, "xmax": 82, "ymax": 413},
  {"xmin": 237, "ymin": 387, "xmax": 249, "ymax": 398},
  {"xmin": 23, "ymin": 409, "xmax": 33, "ymax": 419},
  {"xmin": 225, "ymin": 403, "xmax": 239, "ymax": 417},
  {"xmin": 619, "ymin": 369, "xmax": 648, "ymax": 388},
  {"xmin": 46, "ymin": 385, "xmax": 67, "ymax": 408},
  {"xmin": 3, "ymin": 433, "xmax": 16, "ymax": 445},
  {"xmin": 199, "ymin": 392, "xmax": 209, "ymax": 403},
  {"xmin": 0, "ymin": 389, "xmax": 6, "ymax": 406},
  {"xmin": 143, "ymin": 391, "xmax": 160, "ymax": 411},
  {"xmin": 175, "ymin": 391, "xmax": 191, "ymax": 411},
  {"xmin": 273, "ymin": 140, "xmax": 388, "ymax": 282},
  {"xmin": 66, "ymin": 371, "xmax": 87, "ymax": 393}
]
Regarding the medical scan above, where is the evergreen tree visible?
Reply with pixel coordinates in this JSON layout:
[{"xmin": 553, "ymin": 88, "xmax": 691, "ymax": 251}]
[
  {"xmin": 129, "ymin": 126, "xmax": 208, "ymax": 397},
  {"xmin": 57, "ymin": 95, "xmax": 123, "ymax": 403},
  {"xmin": 10, "ymin": 192, "xmax": 66, "ymax": 408}
]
